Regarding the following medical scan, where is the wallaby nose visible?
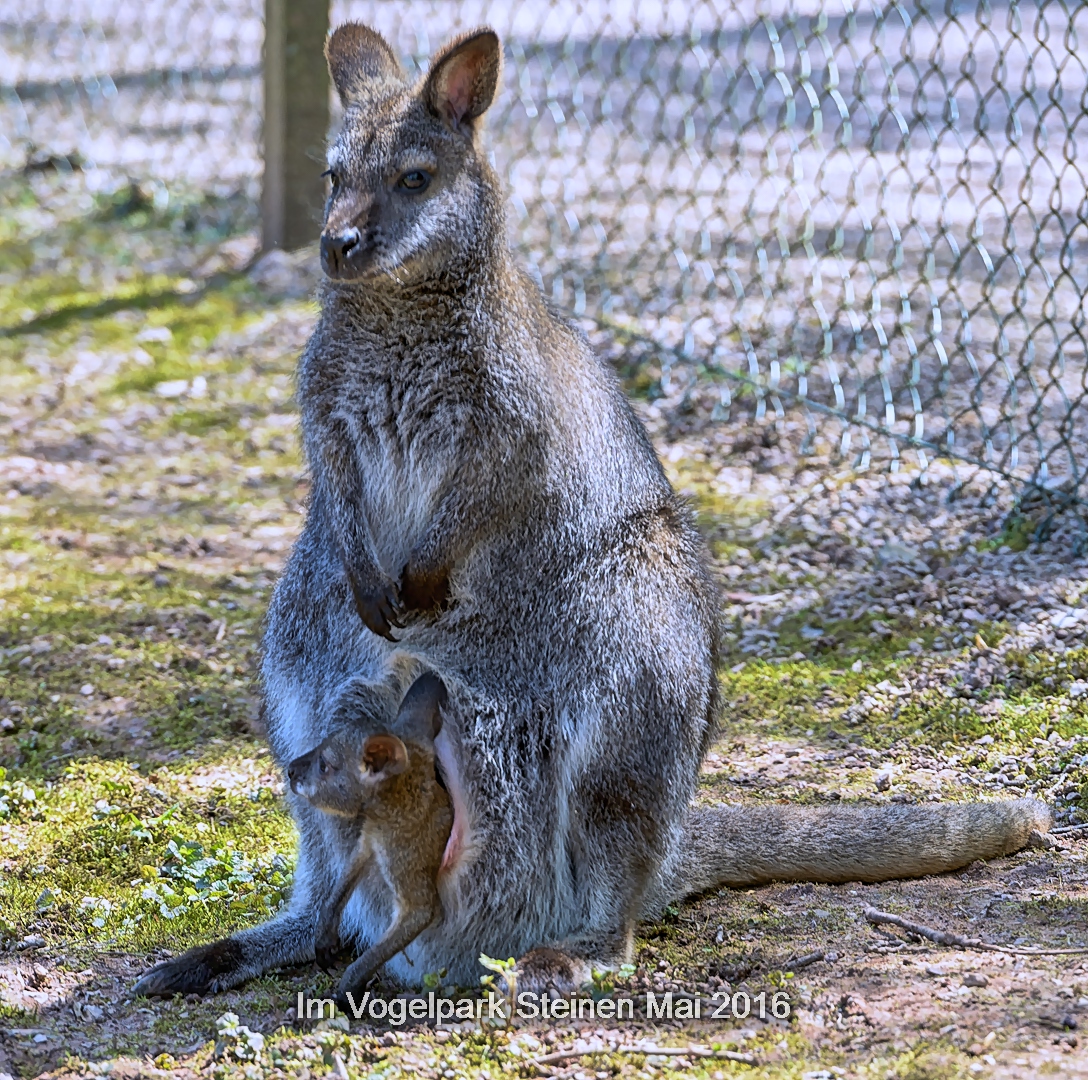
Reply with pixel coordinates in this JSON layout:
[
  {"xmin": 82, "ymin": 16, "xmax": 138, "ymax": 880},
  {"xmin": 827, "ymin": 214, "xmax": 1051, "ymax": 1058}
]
[
  {"xmin": 321, "ymin": 227, "xmax": 361, "ymax": 275},
  {"xmin": 287, "ymin": 750, "xmax": 311, "ymax": 788}
]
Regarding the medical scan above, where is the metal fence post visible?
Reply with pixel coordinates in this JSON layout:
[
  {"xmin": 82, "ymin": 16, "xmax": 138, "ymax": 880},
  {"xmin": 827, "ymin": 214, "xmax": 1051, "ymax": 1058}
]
[{"xmin": 262, "ymin": 0, "xmax": 330, "ymax": 251}]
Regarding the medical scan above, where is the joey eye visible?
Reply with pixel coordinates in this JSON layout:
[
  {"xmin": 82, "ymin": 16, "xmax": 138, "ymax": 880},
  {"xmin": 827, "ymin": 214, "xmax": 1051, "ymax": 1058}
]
[
  {"xmin": 319, "ymin": 756, "xmax": 329, "ymax": 774},
  {"xmin": 398, "ymin": 170, "xmax": 430, "ymax": 192}
]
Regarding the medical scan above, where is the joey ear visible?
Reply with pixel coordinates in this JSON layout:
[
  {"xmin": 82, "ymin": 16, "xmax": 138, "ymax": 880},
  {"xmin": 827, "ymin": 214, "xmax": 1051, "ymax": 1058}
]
[
  {"xmin": 395, "ymin": 672, "xmax": 448, "ymax": 741},
  {"xmin": 361, "ymin": 733, "xmax": 408, "ymax": 778},
  {"xmin": 326, "ymin": 23, "xmax": 406, "ymax": 106},
  {"xmin": 423, "ymin": 28, "xmax": 502, "ymax": 133}
]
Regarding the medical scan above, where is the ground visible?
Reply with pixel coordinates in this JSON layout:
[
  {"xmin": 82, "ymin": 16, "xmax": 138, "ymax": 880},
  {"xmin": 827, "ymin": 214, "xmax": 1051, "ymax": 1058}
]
[{"xmin": 0, "ymin": 175, "xmax": 1086, "ymax": 1080}]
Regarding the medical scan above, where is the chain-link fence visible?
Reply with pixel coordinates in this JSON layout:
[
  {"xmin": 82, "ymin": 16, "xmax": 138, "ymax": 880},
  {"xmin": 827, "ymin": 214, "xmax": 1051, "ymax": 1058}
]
[{"xmin": 4, "ymin": 0, "xmax": 1088, "ymax": 530}]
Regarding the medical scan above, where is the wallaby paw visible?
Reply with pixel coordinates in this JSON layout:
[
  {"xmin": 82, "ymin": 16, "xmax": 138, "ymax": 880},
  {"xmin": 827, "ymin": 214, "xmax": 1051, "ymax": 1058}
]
[
  {"xmin": 348, "ymin": 570, "xmax": 405, "ymax": 640},
  {"xmin": 514, "ymin": 947, "xmax": 591, "ymax": 997},
  {"xmin": 132, "ymin": 938, "xmax": 246, "ymax": 997},
  {"xmin": 399, "ymin": 558, "xmax": 450, "ymax": 613}
]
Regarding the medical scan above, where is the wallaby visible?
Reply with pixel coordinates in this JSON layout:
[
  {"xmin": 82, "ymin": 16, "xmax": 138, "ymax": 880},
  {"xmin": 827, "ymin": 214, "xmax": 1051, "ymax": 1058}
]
[
  {"xmin": 132, "ymin": 23, "xmax": 1051, "ymax": 1000},
  {"xmin": 287, "ymin": 672, "xmax": 452, "ymax": 1000}
]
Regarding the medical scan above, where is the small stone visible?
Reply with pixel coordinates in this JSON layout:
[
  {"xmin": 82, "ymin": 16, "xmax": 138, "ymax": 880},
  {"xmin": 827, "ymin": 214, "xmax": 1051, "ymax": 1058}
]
[
  {"xmin": 152, "ymin": 573, "xmax": 170, "ymax": 588},
  {"xmin": 80, "ymin": 684, "xmax": 95, "ymax": 696},
  {"xmin": 874, "ymin": 770, "xmax": 892, "ymax": 791},
  {"xmin": 154, "ymin": 379, "xmax": 189, "ymax": 399},
  {"xmin": 963, "ymin": 972, "xmax": 989, "ymax": 988},
  {"xmin": 875, "ymin": 542, "xmax": 921, "ymax": 566},
  {"xmin": 135, "ymin": 325, "xmax": 172, "ymax": 343},
  {"xmin": 1070, "ymin": 680, "xmax": 1088, "ymax": 699},
  {"xmin": 1051, "ymin": 609, "xmax": 1087, "ymax": 630}
]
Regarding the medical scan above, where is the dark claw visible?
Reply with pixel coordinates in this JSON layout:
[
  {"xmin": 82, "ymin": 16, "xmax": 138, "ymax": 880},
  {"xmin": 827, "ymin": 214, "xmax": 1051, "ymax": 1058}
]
[{"xmin": 349, "ymin": 577, "xmax": 404, "ymax": 640}]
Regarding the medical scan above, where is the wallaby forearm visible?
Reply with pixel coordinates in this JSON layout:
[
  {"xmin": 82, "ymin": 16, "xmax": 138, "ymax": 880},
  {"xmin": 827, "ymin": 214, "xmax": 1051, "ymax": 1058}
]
[
  {"xmin": 338, "ymin": 902, "xmax": 439, "ymax": 997},
  {"xmin": 315, "ymin": 843, "xmax": 373, "ymax": 966},
  {"xmin": 654, "ymin": 798, "xmax": 1051, "ymax": 903},
  {"xmin": 325, "ymin": 850, "xmax": 371, "ymax": 930}
]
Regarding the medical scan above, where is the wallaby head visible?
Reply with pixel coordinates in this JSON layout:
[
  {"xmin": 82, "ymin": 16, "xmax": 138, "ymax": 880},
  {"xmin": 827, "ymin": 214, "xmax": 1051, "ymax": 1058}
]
[
  {"xmin": 320, "ymin": 24, "xmax": 504, "ymax": 283},
  {"xmin": 285, "ymin": 673, "xmax": 447, "ymax": 817},
  {"xmin": 287, "ymin": 731, "xmax": 409, "ymax": 817}
]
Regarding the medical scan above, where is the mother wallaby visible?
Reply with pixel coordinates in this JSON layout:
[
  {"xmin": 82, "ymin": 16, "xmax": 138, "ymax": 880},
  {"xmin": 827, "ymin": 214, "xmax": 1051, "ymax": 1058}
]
[{"xmin": 135, "ymin": 24, "xmax": 1048, "ymax": 997}]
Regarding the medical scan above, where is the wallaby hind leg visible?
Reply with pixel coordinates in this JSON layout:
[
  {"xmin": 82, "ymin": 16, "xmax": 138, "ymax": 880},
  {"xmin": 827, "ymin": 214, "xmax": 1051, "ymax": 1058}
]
[{"xmin": 133, "ymin": 906, "xmax": 319, "ymax": 997}]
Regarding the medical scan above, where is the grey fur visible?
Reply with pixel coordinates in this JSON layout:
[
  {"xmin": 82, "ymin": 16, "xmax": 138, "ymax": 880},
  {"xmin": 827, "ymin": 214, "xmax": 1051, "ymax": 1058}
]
[{"xmin": 132, "ymin": 24, "xmax": 1051, "ymax": 1000}]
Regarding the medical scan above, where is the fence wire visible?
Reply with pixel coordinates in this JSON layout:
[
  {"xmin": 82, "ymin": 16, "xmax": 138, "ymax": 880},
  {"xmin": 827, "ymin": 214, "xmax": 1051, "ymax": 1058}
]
[{"xmin": 3, "ymin": 0, "xmax": 1088, "ymax": 529}]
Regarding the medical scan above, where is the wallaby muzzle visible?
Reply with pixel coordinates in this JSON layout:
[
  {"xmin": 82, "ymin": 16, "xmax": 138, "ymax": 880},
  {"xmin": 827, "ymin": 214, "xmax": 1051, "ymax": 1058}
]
[
  {"xmin": 286, "ymin": 747, "xmax": 316, "ymax": 793},
  {"xmin": 321, "ymin": 227, "xmax": 365, "ymax": 279}
]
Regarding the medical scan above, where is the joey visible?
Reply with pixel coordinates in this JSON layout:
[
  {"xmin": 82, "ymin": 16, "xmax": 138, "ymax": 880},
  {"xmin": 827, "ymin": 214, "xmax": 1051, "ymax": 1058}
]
[{"xmin": 287, "ymin": 673, "xmax": 452, "ymax": 995}]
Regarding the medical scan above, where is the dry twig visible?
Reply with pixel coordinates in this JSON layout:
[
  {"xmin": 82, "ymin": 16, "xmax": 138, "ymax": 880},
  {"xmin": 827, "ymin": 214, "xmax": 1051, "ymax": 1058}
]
[
  {"xmin": 784, "ymin": 949, "xmax": 826, "ymax": 971},
  {"xmin": 863, "ymin": 907, "xmax": 1088, "ymax": 956}
]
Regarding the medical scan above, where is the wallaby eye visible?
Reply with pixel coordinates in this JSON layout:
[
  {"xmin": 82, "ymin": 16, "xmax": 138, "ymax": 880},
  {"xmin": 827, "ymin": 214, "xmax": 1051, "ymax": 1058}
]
[
  {"xmin": 398, "ymin": 170, "xmax": 430, "ymax": 192},
  {"xmin": 319, "ymin": 756, "xmax": 329, "ymax": 774},
  {"xmin": 322, "ymin": 168, "xmax": 339, "ymax": 190}
]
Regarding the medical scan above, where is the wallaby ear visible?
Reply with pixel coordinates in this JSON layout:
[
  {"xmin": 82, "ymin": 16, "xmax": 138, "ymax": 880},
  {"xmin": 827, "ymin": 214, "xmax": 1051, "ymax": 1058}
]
[
  {"xmin": 395, "ymin": 672, "xmax": 448, "ymax": 741},
  {"xmin": 326, "ymin": 23, "xmax": 406, "ymax": 106},
  {"xmin": 361, "ymin": 733, "xmax": 408, "ymax": 778},
  {"xmin": 423, "ymin": 28, "xmax": 502, "ymax": 133}
]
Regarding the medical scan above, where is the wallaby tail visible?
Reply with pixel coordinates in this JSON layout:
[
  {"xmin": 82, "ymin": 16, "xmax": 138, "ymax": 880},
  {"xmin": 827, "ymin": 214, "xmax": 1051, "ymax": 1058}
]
[{"xmin": 648, "ymin": 798, "xmax": 1050, "ymax": 910}]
